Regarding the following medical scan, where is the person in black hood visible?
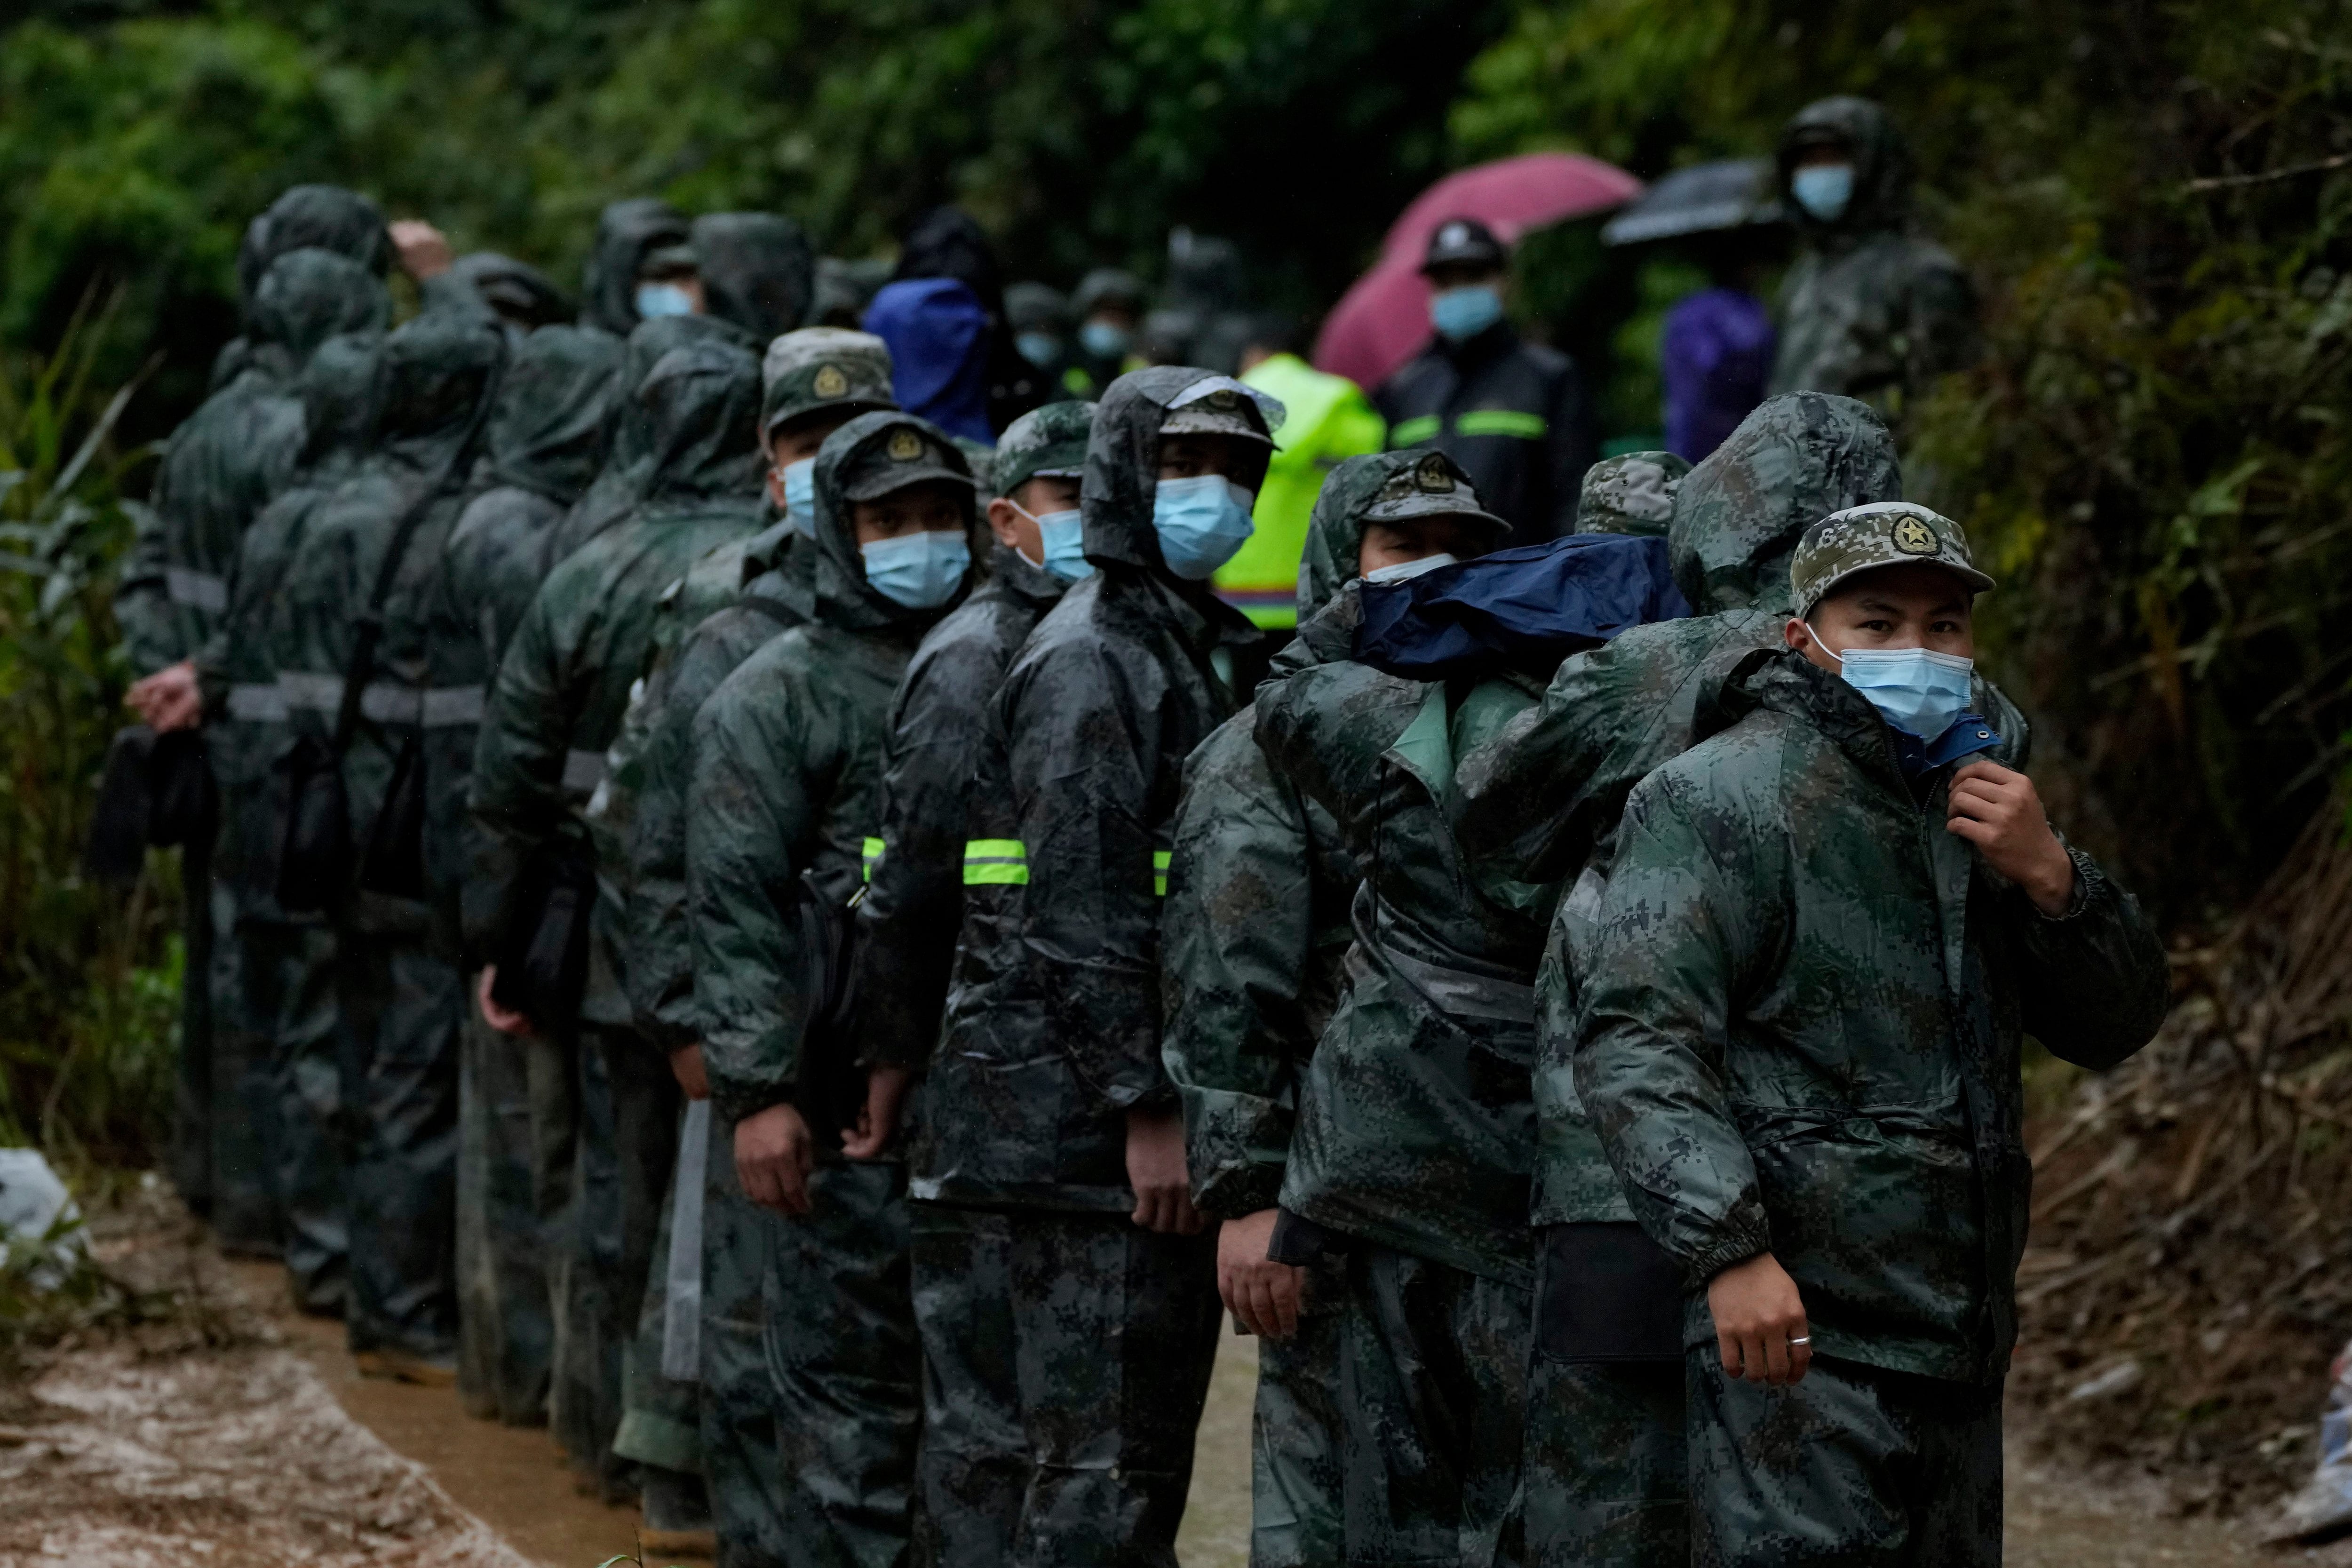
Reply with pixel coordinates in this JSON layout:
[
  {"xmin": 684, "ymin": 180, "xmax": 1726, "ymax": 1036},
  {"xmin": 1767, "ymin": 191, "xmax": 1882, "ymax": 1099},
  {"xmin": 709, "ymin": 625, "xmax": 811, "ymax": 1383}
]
[
  {"xmin": 120, "ymin": 245, "xmax": 391, "ymax": 1249},
  {"xmin": 265, "ymin": 308, "xmax": 508, "ymax": 1384},
  {"xmin": 205, "ymin": 186, "xmax": 394, "ymax": 392},
  {"xmin": 692, "ymin": 212, "xmax": 817, "ymax": 342},
  {"xmin": 1769, "ymin": 96, "xmax": 1976, "ymax": 422},
  {"xmin": 425, "ymin": 324, "xmax": 623, "ymax": 1428},
  {"xmin": 901, "ymin": 366, "xmax": 1274, "ymax": 1568},
  {"xmin": 1375, "ymin": 216, "xmax": 1600, "ymax": 540},
  {"xmin": 581, "ymin": 199, "xmax": 696, "ymax": 337},
  {"xmin": 890, "ymin": 205, "xmax": 1048, "ymax": 433}
]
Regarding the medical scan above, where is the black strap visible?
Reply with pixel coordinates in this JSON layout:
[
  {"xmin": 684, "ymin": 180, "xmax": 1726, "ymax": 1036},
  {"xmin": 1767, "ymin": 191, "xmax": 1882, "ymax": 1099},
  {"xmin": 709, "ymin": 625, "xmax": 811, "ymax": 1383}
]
[{"xmin": 327, "ymin": 357, "xmax": 503, "ymax": 756}]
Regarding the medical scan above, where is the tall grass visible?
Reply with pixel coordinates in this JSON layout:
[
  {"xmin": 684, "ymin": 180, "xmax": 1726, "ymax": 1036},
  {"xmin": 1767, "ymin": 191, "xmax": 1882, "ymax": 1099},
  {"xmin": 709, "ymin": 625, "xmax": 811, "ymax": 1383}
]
[{"xmin": 0, "ymin": 293, "xmax": 179, "ymax": 1173}]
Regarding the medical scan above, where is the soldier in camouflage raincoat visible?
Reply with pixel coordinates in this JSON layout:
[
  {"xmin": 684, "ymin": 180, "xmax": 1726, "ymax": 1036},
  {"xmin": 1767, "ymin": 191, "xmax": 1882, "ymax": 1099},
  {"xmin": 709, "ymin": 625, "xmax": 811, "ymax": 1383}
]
[
  {"xmin": 606, "ymin": 328, "xmax": 892, "ymax": 1546},
  {"xmin": 1768, "ymin": 97, "xmax": 1976, "ymax": 425},
  {"xmin": 1573, "ymin": 506, "xmax": 2165, "ymax": 1567},
  {"xmin": 424, "ymin": 325, "xmax": 623, "ymax": 1425},
  {"xmin": 579, "ymin": 199, "xmax": 693, "ymax": 339},
  {"xmin": 265, "ymin": 309, "xmax": 507, "ymax": 1372},
  {"xmin": 911, "ymin": 366, "xmax": 1274, "ymax": 1568},
  {"xmin": 849, "ymin": 398, "xmax": 1090, "ymax": 1085},
  {"xmin": 1245, "ymin": 453, "xmax": 1539, "ymax": 1568},
  {"xmin": 686, "ymin": 411, "xmax": 980, "ymax": 1568},
  {"xmin": 1162, "ymin": 448, "xmax": 1499, "ymax": 1568},
  {"xmin": 196, "ymin": 320, "xmax": 386, "ymax": 1312},
  {"xmin": 1574, "ymin": 450, "xmax": 1688, "ymax": 539},
  {"xmin": 467, "ymin": 335, "xmax": 766, "ymax": 1496},
  {"xmin": 120, "ymin": 212, "xmax": 392, "ymax": 1231}
]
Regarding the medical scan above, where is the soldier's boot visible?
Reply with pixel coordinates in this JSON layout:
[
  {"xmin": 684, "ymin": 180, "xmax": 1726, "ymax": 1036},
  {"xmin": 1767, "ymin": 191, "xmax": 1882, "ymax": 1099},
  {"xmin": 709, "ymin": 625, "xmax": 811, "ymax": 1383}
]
[
  {"xmin": 338, "ymin": 923, "xmax": 462, "ymax": 1371},
  {"xmin": 1338, "ymin": 1242, "xmax": 1532, "ymax": 1568}
]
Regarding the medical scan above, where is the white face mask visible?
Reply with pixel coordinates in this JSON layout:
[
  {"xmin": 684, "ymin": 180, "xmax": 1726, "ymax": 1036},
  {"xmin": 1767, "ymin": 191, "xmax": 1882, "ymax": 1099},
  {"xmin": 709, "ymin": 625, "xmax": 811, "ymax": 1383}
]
[
  {"xmin": 1009, "ymin": 500, "xmax": 1092, "ymax": 581},
  {"xmin": 1362, "ymin": 552, "xmax": 1458, "ymax": 585},
  {"xmin": 1808, "ymin": 628, "xmax": 1975, "ymax": 739}
]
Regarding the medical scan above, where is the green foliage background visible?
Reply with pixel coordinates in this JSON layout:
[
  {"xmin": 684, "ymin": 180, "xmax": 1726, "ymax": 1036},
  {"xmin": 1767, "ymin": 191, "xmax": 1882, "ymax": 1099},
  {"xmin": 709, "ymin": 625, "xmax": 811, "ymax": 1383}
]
[{"xmin": 4, "ymin": 0, "xmax": 2352, "ymax": 1161}]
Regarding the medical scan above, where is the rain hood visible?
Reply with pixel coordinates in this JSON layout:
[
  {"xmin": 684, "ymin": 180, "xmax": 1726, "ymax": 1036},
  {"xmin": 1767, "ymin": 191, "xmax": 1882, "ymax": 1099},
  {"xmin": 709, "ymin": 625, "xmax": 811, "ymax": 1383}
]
[
  {"xmin": 804, "ymin": 409, "xmax": 976, "ymax": 634},
  {"xmin": 1777, "ymin": 96, "xmax": 1914, "ymax": 239},
  {"xmin": 580, "ymin": 198, "xmax": 692, "ymax": 336},
  {"xmin": 485, "ymin": 325, "xmax": 623, "ymax": 505}
]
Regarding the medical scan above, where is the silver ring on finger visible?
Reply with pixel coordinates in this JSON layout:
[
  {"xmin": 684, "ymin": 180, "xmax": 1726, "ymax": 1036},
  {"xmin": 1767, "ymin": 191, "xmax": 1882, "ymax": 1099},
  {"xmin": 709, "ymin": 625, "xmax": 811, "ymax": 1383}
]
[{"xmin": 1788, "ymin": 1335, "xmax": 1812, "ymax": 1346}]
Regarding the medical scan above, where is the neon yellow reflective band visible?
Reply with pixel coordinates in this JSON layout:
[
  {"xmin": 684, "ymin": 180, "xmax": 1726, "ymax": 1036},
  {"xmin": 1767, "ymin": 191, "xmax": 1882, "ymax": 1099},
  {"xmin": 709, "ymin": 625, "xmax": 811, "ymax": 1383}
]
[
  {"xmin": 1454, "ymin": 409, "xmax": 1548, "ymax": 440},
  {"xmin": 1153, "ymin": 849, "xmax": 1172, "ymax": 898},
  {"xmin": 861, "ymin": 837, "xmax": 885, "ymax": 883},
  {"xmin": 1390, "ymin": 415, "xmax": 1441, "ymax": 448},
  {"xmin": 963, "ymin": 838, "xmax": 1029, "ymax": 886}
]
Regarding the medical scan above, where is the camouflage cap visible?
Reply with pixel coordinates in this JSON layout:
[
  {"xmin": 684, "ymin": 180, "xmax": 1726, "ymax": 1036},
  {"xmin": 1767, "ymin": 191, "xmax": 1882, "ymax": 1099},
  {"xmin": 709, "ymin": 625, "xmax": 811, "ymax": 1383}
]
[
  {"xmin": 1791, "ymin": 501, "xmax": 1995, "ymax": 613},
  {"xmin": 1158, "ymin": 373, "xmax": 1282, "ymax": 446},
  {"xmin": 839, "ymin": 416, "xmax": 978, "ymax": 502},
  {"xmin": 1361, "ymin": 449, "xmax": 1509, "ymax": 537},
  {"xmin": 761, "ymin": 327, "xmax": 897, "ymax": 438},
  {"xmin": 991, "ymin": 400, "xmax": 1096, "ymax": 499},
  {"xmin": 1577, "ymin": 450, "xmax": 1690, "ymax": 538}
]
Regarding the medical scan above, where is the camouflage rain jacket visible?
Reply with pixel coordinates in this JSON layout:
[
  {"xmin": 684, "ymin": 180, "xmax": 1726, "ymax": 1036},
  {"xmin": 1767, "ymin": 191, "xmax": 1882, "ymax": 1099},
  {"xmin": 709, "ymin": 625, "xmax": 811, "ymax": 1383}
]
[
  {"xmin": 914, "ymin": 366, "xmax": 1268, "ymax": 1212},
  {"xmin": 423, "ymin": 326, "xmax": 622, "ymax": 913},
  {"xmin": 199, "ymin": 330, "xmax": 383, "ymax": 915},
  {"xmin": 1158, "ymin": 458, "xmax": 1382, "ymax": 1221},
  {"xmin": 579, "ymin": 198, "xmax": 691, "ymax": 338},
  {"xmin": 851, "ymin": 401, "xmax": 1096, "ymax": 1074},
  {"xmin": 620, "ymin": 519, "xmax": 811, "ymax": 1051},
  {"xmin": 265, "ymin": 310, "xmax": 506, "ymax": 929},
  {"xmin": 1768, "ymin": 96, "xmax": 1976, "ymax": 420},
  {"xmin": 1250, "ymin": 592, "xmax": 1557, "ymax": 1284},
  {"xmin": 1446, "ymin": 392, "xmax": 2042, "ymax": 1228},
  {"xmin": 119, "ymin": 248, "xmax": 391, "ymax": 676},
  {"xmin": 1576, "ymin": 647, "xmax": 2167, "ymax": 1382},
  {"xmin": 686, "ymin": 412, "xmax": 975, "ymax": 1120},
  {"xmin": 466, "ymin": 338, "xmax": 765, "ymax": 1011}
]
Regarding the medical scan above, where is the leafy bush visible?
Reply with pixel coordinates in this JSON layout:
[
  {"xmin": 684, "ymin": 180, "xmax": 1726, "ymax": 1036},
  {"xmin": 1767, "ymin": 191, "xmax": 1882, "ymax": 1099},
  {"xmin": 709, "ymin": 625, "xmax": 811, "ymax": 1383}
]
[{"xmin": 0, "ymin": 296, "xmax": 177, "ymax": 1171}]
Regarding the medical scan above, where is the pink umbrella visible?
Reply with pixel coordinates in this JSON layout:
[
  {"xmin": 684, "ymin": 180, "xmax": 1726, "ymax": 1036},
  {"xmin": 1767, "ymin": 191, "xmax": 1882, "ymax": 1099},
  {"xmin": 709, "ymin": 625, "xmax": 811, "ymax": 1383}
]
[{"xmin": 1313, "ymin": 151, "xmax": 1643, "ymax": 394}]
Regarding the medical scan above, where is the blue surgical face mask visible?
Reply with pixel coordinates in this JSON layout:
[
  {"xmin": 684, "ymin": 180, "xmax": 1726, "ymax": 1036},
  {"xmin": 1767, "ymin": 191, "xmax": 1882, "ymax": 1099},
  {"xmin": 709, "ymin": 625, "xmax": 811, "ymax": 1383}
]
[
  {"xmin": 1362, "ymin": 552, "xmax": 1458, "ymax": 585},
  {"xmin": 1080, "ymin": 320, "xmax": 1131, "ymax": 360},
  {"xmin": 1812, "ymin": 634, "xmax": 1974, "ymax": 739},
  {"xmin": 635, "ymin": 281, "xmax": 697, "ymax": 319},
  {"xmin": 1430, "ymin": 285, "xmax": 1504, "ymax": 342},
  {"xmin": 780, "ymin": 458, "xmax": 818, "ymax": 536},
  {"xmin": 861, "ymin": 530, "xmax": 971, "ymax": 609},
  {"xmin": 1791, "ymin": 164, "xmax": 1856, "ymax": 223},
  {"xmin": 1016, "ymin": 331, "xmax": 1062, "ymax": 368},
  {"xmin": 1017, "ymin": 504, "xmax": 1093, "ymax": 582},
  {"xmin": 1152, "ymin": 473, "xmax": 1256, "ymax": 580}
]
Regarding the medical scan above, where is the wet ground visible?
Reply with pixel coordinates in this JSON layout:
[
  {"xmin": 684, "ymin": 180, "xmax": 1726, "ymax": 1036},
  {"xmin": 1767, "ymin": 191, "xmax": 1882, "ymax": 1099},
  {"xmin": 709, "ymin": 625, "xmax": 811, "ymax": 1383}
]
[{"xmin": 16, "ymin": 1221, "xmax": 2350, "ymax": 1568}]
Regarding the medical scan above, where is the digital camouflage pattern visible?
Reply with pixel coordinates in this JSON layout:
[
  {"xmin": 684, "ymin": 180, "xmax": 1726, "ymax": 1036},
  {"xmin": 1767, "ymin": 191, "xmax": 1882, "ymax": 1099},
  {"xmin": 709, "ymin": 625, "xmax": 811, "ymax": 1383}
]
[
  {"xmin": 197, "ymin": 327, "xmax": 383, "ymax": 1310},
  {"xmin": 467, "ymin": 336, "xmax": 766, "ymax": 1026},
  {"xmin": 760, "ymin": 327, "xmax": 898, "ymax": 438},
  {"xmin": 910, "ymin": 1204, "xmax": 1222, "ymax": 1568},
  {"xmin": 266, "ymin": 309, "xmax": 507, "ymax": 1361},
  {"xmin": 1787, "ymin": 499, "xmax": 1992, "ymax": 614},
  {"xmin": 1576, "ymin": 450, "xmax": 1688, "ymax": 539},
  {"xmin": 1576, "ymin": 648, "xmax": 2168, "ymax": 1379},
  {"xmin": 853, "ymin": 400, "xmax": 1087, "ymax": 1073},
  {"xmin": 1684, "ymin": 1349, "xmax": 2001, "ymax": 1568},
  {"xmin": 685, "ymin": 410, "xmax": 971, "ymax": 1566},
  {"xmin": 1769, "ymin": 97, "xmax": 1977, "ymax": 422},
  {"xmin": 687, "ymin": 410, "xmax": 971, "ymax": 1120},
  {"xmin": 548, "ymin": 312, "xmax": 757, "ymax": 565},
  {"xmin": 916, "ymin": 366, "xmax": 1267, "ymax": 1210},
  {"xmin": 207, "ymin": 185, "xmax": 389, "ymax": 396},
  {"xmin": 1161, "ymin": 451, "xmax": 1387, "ymax": 1221},
  {"xmin": 428, "ymin": 324, "xmax": 621, "ymax": 1426},
  {"xmin": 1523, "ymin": 1356, "xmax": 1686, "ymax": 1568}
]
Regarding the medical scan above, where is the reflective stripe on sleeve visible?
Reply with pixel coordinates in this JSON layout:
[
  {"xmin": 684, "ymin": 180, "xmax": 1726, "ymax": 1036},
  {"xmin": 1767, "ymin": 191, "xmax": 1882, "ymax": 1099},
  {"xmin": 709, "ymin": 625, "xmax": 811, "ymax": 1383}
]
[
  {"xmin": 962, "ymin": 839, "xmax": 1028, "ymax": 887},
  {"xmin": 1454, "ymin": 408, "xmax": 1548, "ymax": 440},
  {"xmin": 165, "ymin": 567, "xmax": 229, "ymax": 613},
  {"xmin": 1389, "ymin": 414, "xmax": 1441, "ymax": 448},
  {"xmin": 421, "ymin": 685, "xmax": 485, "ymax": 727},
  {"xmin": 226, "ymin": 683, "xmax": 288, "ymax": 723},
  {"xmin": 1153, "ymin": 849, "xmax": 1172, "ymax": 898},
  {"xmin": 862, "ymin": 836, "xmax": 885, "ymax": 883},
  {"xmin": 563, "ymin": 749, "xmax": 607, "ymax": 793}
]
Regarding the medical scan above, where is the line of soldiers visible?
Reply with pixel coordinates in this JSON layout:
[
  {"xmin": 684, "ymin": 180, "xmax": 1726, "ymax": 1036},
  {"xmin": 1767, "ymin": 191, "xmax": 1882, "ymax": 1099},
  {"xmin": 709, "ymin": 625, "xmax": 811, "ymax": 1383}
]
[{"xmin": 119, "ymin": 168, "xmax": 2165, "ymax": 1568}]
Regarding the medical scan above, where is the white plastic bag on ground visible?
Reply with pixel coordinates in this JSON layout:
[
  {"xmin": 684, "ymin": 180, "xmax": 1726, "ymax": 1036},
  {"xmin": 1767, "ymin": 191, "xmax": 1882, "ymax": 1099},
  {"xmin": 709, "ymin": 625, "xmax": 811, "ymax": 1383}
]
[
  {"xmin": 2272, "ymin": 1337, "xmax": 2352, "ymax": 1542},
  {"xmin": 0, "ymin": 1146, "xmax": 87, "ymax": 1287}
]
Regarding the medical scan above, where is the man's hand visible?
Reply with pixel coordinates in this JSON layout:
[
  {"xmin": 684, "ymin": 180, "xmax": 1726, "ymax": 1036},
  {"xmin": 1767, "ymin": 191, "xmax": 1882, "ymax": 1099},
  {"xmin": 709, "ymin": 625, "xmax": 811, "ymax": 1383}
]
[
  {"xmin": 669, "ymin": 1043, "xmax": 709, "ymax": 1102},
  {"xmin": 736, "ymin": 1102, "xmax": 815, "ymax": 1216},
  {"xmin": 1217, "ymin": 1208, "xmax": 1303, "ymax": 1340},
  {"xmin": 1125, "ymin": 1106, "xmax": 1205, "ymax": 1235},
  {"xmin": 389, "ymin": 220, "xmax": 453, "ymax": 282},
  {"xmin": 476, "ymin": 966, "xmax": 537, "ymax": 1039},
  {"xmin": 839, "ymin": 1066, "xmax": 913, "ymax": 1161},
  {"xmin": 1706, "ymin": 1251, "xmax": 1812, "ymax": 1386},
  {"xmin": 1947, "ymin": 760, "xmax": 2074, "ymax": 915},
  {"xmin": 126, "ymin": 661, "xmax": 202, "ymax": 732}
]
